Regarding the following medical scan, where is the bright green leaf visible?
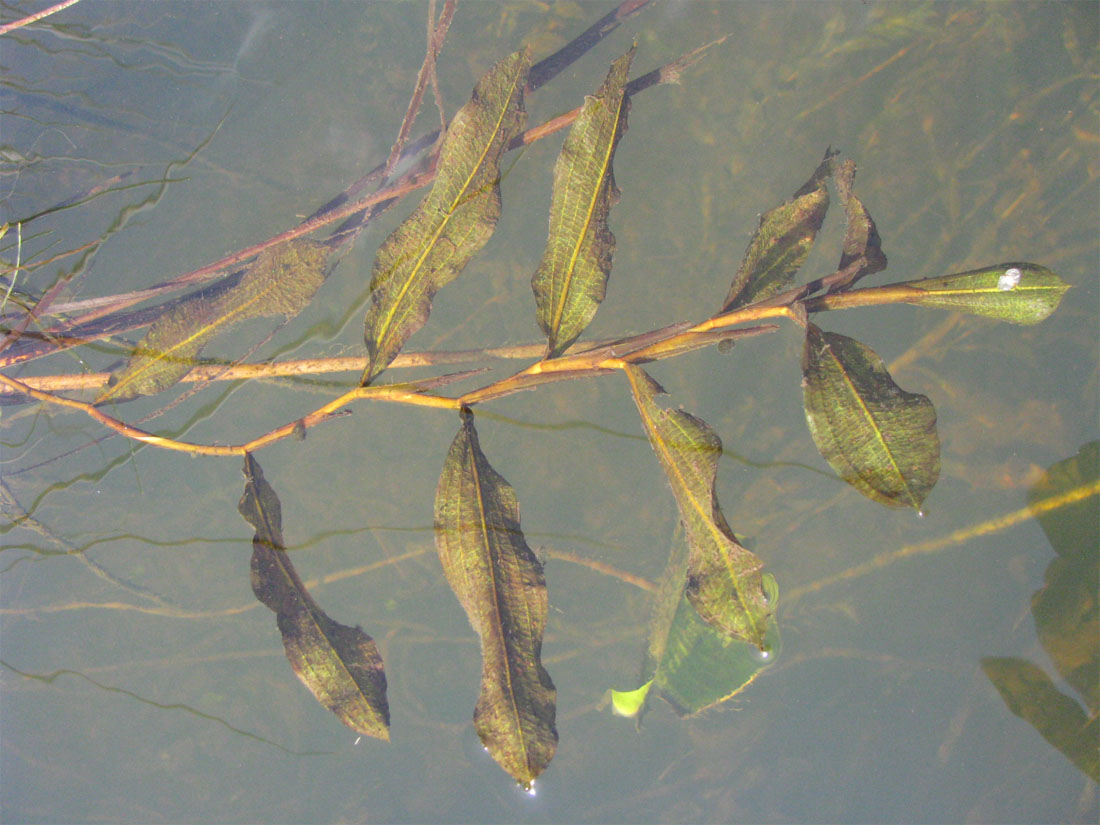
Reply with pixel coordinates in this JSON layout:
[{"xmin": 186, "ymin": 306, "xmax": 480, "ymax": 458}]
[
  {"xmin": 606, "ymin": 681, "xmax": 652, "ymax": 718},
  {"xmin": 895, "ymin": 262, "xmax": 1069, "ymax": 324}
]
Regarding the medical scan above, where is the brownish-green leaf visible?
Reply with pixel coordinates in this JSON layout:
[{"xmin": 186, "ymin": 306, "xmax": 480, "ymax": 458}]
[
  {"xmin": 720, "ymin": 151, "xmax": 832, "ymax": 312},
  {"xmin": 624, "ymin": 363, "xmax": 774, "ymax": 649},
  {"xmin": 802, "ymin": 323, "xmax": 940, "ymax": 511},
  {"xmin": 433, "ymin": 410, "xmax": 557, "ymax": 789},
  {"xmin": 239, "ymin": 453, "xmax": 389, "ymax": 741},
  {"xmin": 362, "ymin": 50, "xmax": 529, "ymax": 384},
  {"xmin": 98, "ymin": 239, "xmax": 329, "ymax": 402},
  {"xmin": 826, "ymin": 157, "xmax": 886, "ymax": 293},
  {"xmin": 982, "ymin": 657, "xmax": 1098, "ymax": 782},
  {"xmin": 531, "ymin": 45, "xmax": 634, "ymax": 358},
  {"xmin": 893, "ymin": 262, "xmax": 1069, "ymax": 324}
]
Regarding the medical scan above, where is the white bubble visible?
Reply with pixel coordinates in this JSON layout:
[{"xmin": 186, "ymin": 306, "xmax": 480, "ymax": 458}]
[
  {"xmin": 997, "ymin": 267, "xmax": 1022, "ymax": 291},
  {"xmin": 751, "ymin": 645, "xmax": 773, "ymax": 663}
]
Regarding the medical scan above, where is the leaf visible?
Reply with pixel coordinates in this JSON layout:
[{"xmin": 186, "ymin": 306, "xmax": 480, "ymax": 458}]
[
  {"xmin": 649, "ymin": 587, "xmax": 779, "ymax": 716},
  {"xmin": 893, "ymin": 262, "xmax": 1069, "ymax": 324},
  {"xmin": 1027, "ymin": 442, "xmax": 1099, "ymax": 713},
  {"xmin": 801, "ymin": 324, "xmax": 940, "ymax": 511},
  {"xmin": 981, "ymin": 657, "xmax": 1098, "ymax": 783},
  {"xmin": 98, "ymin": 239, "xmax": 329, "ymax": 402},
  {"xmin": 624, "ymin": 363, "xmax": 775, "ymax": 649},
  {"xmin": 826, "ymin": 157, "xmax": 887, "ymax": 293},
  {"xmin": 610, "ymin": 534, "xmax": 779, "ymax": 719},
  {"xmin": 607, "ymin": 680, "xmax": 652, "ymax": 717},
  {"xmin": 720, "ymin": 151, "xmax": 832, "ymax": 312},
  {"xmin": 433, "ymin": 410, "xmax": 557, "ymax": 789},
  {"xmin": 1028, "ymin": 441, "xmax": 1100, "ymax": 565},
  {"xmin": 362, "ymin": 50, "xmax": 529, "ymax": 384},
  {"xmin": 238, "ymin": 453, "xmax": 389, "ymax": 741},
  {"xmin": 531, "ymin": 45, "xmax": 635, "ymax": 358}
]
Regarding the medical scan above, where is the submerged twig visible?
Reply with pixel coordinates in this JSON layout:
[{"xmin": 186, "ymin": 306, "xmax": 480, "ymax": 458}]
[
  {"xmin": 0, "ymin": 0, "xmax": 83, "ymax": 35},
  {"xmin": 383, "ymin": 0, "xmax": 456, "ymax": 180}
]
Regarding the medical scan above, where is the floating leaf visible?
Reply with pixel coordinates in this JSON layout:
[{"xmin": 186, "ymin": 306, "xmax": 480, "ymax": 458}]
[
  {"xmin": 826, "ymin": 157, "xmax": 886, "ymax": 293},
  {"xmin": 892, "ymin": 262, "xmax": 1069, "ymax": 324},
  {"xmin": 98, "ymin": 239, "xmax": 329, "ymax": 402},
  {"xmin": 433, "ymin": 410, "xmax": 557, "ymax": 789},
  {"xmin": 801, "ymin": 324, "xmax": 940, "ymax": 511},
  {"xmin": 238, "ymin": 453, "xmax": 389, "ymax": 741},
  {"xmin": 531, "ymin": 45, "xmax": 634, "ymax": 358},
  {"xmin": 362, "ymin": 50, "xmax": 529, "ymax": 384},
  {"xmin": 981, "ymin": 657, "xmax": 1098, "ymax": 782},
  {"xmin": 721, "ymin": 151, "xmax": 832, "ymax": 312},
  {"xmin": 624, "ymin": 363, "xmax": 774, "ymax": 649}
]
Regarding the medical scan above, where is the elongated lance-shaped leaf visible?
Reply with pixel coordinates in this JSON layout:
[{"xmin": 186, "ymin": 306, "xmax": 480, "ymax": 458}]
[
  {"xmin": 826, "ymin": 157, "xmax": 886, "ymax": 293},
  {"xmin": 433, "ymin": 410, "xmax": 557, "ymax": 789},
  {"xmin": 238, "ymin": 453, "xmax": 389, "ymax": 741},
  {"xmin": 531, "ymin": 45, "xmax": 634, "ymax": 358},
  {"xmin": 362, "ymin": 51, "xmax": 529, "ymax": 384},
  {"xmin": 893, "ymin": 262, "xmax": 1069, "ymax": 324},
  {"xmin": 624, "ymin": 363, "xmax": 774, "ymax": 649},
  {"xmin": 802, "ymin": 324, "xmax": 940, "ymax": 511},
  {"xmin": 720, "ymin": 150, "xmax": 832, "ymax": 312},
  {"xmin": 98, "ymin": 239, "xmax": 329, "ymax": 402}
]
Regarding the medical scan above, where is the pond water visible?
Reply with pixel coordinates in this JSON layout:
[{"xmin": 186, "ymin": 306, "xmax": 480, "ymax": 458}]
[{"xmin": 2, "ymin": 2, "xmax": 1097, "ymax": 822}]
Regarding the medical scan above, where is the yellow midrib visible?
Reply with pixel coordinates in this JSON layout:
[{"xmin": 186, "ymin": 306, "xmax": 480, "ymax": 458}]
[{"xmin": 371, "ymin": 62, "xmax": 524, "ymax": 372}]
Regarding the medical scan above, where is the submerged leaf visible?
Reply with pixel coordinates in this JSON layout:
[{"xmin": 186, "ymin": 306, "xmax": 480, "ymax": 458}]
[
  {"xmin": 362, "ymin": 50, "xmax": 529, "ymax": 384},
  {"xmin": 721, "ymin": 151, "xmax": 832, "ymax": 312},
  {"xmin": 1027, "ymin": 442, "xmax": 1099, "ymax": 714},
  {"xmin": 802, "ymin": 324, "xmax": 939, "ymax": 511},
  {"xmin": 532, "ymin": 45, "xmax": 634, "ymax": 357},
  {"xmin": 611, "ymin": 527, "xmax": 779, "ymax": 719},
  {"xmin": 433, "ymin": 410, "xmax": 557, "ymax": 789},
  {"xmin": 98, "ymin": 239, "xmax": 329, "ymax": 402},
  {"xmin": 624, "ymin": 364, "xmax": 775, "ymax": 649},
  {"xmin": 239, "ymin": 453, "xmax": 389, "ymax": 741},
  {"xmin": 650, "ymin": 587, "xmax": 779, "ymax": 716},
  {"xmin": 607, "ymin": 680, "xmax": 652, "ymax": 717},
  {"xmin": 893, "ymin": 262, "xmax": 1069, "ymax": 324},
  {"xmin": 982, "ymin": 657, "xmax": 1098, "ymax": 782}
]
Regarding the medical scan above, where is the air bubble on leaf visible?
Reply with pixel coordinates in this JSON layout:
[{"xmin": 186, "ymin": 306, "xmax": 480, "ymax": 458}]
[
  {"xmin": 761, "ymin": 572, "xmax": 779, "ymax": 607},
  {"xmin": 997, "ymin": 267, "xmax": 1022, "ymax": 291},
  {"xmin": 750, "ymin": 642, "xmax": 774, "ymax": 664}
]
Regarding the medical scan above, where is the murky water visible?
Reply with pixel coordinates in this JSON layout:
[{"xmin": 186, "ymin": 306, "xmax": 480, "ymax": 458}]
[{"xmin": 2, "ymin": 2, "xmax": 1097, "ymax": 822}]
